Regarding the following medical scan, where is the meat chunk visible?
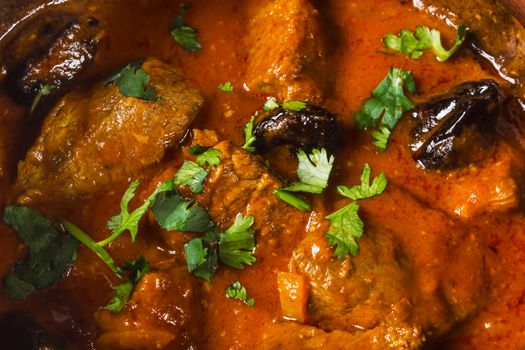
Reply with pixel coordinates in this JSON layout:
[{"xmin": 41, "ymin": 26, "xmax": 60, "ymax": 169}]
[
  {"xmin": 289, "ymin": 185, "xmax": 486, "ymax": 342},
  {"xmin": 95, "ymin": 268, "xmax": 201, "ymax": 350},
  {"xmin": 4, "ymin": 13, "xmax": 103, "ymax": 103},
  {"xmin": 244, "ymin": 0, "xmax": 329, "ymax": 103},
  {"xmin": 255, "ymin": 322, "xmax": 424, "ymax": 350},
  {"xmin": 189, "ymin": 131, "xmax": 304, "ymax": 237},
  {"xmin": 16, "ymin": 58, "xmax": 204, "ymax": 203}
]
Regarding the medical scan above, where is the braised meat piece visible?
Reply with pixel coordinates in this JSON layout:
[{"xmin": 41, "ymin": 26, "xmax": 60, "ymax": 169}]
[
  {"xmin": 289, "ymin": 185, "xmax": 486, "ymax": 342},
  {"xmin": 96, "ymin": 268, "xmax": 201, "ymax": 350},
  {"xmin": 3, "ymin": 12, "xmax": 103, "ymax": 103},
  {"xmin": 253, "ymin": 105, "xmax": 340, "ymax": 153},
  {"xmin": 409, "ymin": 80, "xmax": 502, "ymax": 170},
  {"xmin": 244, "ymin": 0, "xmax": 329, "ymax": 103},
  {"xmin": 16, "ymin": 58, "xmax": 204, "ymax": 203}
]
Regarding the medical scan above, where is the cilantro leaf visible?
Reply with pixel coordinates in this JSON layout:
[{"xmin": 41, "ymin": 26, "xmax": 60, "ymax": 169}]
[
  {"xmin": 384, "ymin": 24, "xmax": 467, "ymax": 62},
  {"xmin": 103, "ymin": 179, "xmax": 175, "ymax": 244},
  {"xmin": 104, "ymin": 61, "xmax": 158, "ymax": 101},
  {"xmin": 170, "ymin": 3, "xmax": 202, "ymax": 52},
  {"xmin": 3, "ymin": 205, "xmax": 79, "ymax": 299},
  {"xmin": 184, "ymin": 237, "xmax": 218, "ymax": 283},
  {"xmin": 174, "ymin": 161, "xmax": 208, "ymax": 194},
  {"xmin": 225, "ymin": 280, "xmax": 255, "ymax": 307},
  {"xmin": 104, "ymin": 256, "xmax": 151, "ymax": 313},
  {"xmin": 273, "ymin": 190, "xmax": 311, "ymax": 212},
  {"xmin": 337, "ymin": 164, "xmax": 388, "ymax": 200},
  {"xmin": 152, "ymin": 191, "xmax": 211, "ymax": 232},
  {"xmin": 218, "ymin": 81, "xmax": 233, "ymax": 92},
  {"xmin": 219, "ymin": 213, "xmax": 256, "ymax": 269},
  {"xmin": 325, "ymin": 202, "xmax": 364, "ymax": 259},
  {"xmin": 242, "ymin": 115, "xmax": 257, "ymax": 152},
  {"xmin": 189, "ymin": 145, "xmax": 222, "ymax": 167},
  {"xmin": 31, "ymin": 84, "xmax": 56, "ymax": 113},
  {"xmin": 282, "ymin": 101, "xmax": 307, "ymax": 112},
  {"xmin": 263, "ymin": 98, "xmax": 280, "ymax": 111},
  {"xmin": 283, "ymin": 148, "xmax": 334, "ymax": 194},
  {"xmin": 354, "ymin": 67, "xmax": 416, "ymax": 151},
  {"xmin": 105, "ymin": 281, "xmax": 133, "ymax": 313}
]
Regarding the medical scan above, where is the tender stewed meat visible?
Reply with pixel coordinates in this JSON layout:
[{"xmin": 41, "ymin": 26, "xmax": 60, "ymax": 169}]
[
  {"xmin": 253, "ymin": 105, "xmax": 340, "ymax": 153},
  {"xmin": 16, "ymin": 58, "xmax": 204, "ymax": 203},
  {"xmin": 412, "ymin": 0, "xmax": 525, "ymax": 99},
  {"xmin": 289, "ymin": 185, "xmax": 486, "ymax": 343},
  {"xmin": 256, "ymin": 322, "xmax": 424, "ymax": 350},
  {"xmin": 244, "ymin": 0, "xmax": 329, "ymax": 103},
  {"xmin": 3, "ymin": 12, "xmax": 103, "ymax": 103},
  {"xmin": 95, "ymin": 268, "xmax": 201, "ymax": 350},
  {"xmin": 409, "ymin": 80, "xmax": 502, "ymax": 170}
]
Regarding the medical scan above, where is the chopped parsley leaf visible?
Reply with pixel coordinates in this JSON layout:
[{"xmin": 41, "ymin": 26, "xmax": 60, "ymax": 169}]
[
  {"xmin": 283, "ymin": 148, "xmax": 334, "ymax": 194},
  {"xmin": 104, "ymin": 61, "xmax": 159, "ymax": 101},
  {"xmin": 242, "ymin": 114, "xmax": 257, "ymax": 152},
  {"xmin": 384, "ymin": 24, "xmax": 467, "ymax": 62},
  {"xmin": 219, "ymin": 213, "xmax": 256, "ymax": 269},
  {"xmin": 354, "ymin": 67, "xmax": 416, "ymax": 151},
  {"xmin": 325, "ymin": 164, "xmax": 388, "ymax": 259},
  {"xmin": 218, "ymin": 81, "xmax": 234, "ymax": 92},
  {"xmin": 325, "ymin": 202, "xmax": 363, "ymax": 259},
  {"xmin": 225, "ymin": 280, "xmax": 255, "ymax": 307},
  {"xmin": 263, "ymin": 98, "xmax": 280, "ymax": 111},
  {"xmin": 104, "ymin": 256, "xmax": 150, "ymax": 313},
  {"xmin": 170, "ymin": 3, "xmax": 202, "ymax": 52},
  {"xmin": 190, "ymin": 145, "xmax": 222, "ymax": 167},
  {"xmin": 152, "ymin": 191, "xmax": 212, "ymax": 232},
  {"xmin": 102, "ymin": 179, "xmax": 175, "ymax": 245},
  {"xmin": 31, "ymin": 84, "xmax": 56, "ymax": 113},
  {"xmin": 282, "ymin": 100, "xmax": 307, "ymax": 112},
  {"xmin": 262, "ymin": 98, "xmax": 307, "ymax": 112},
  {"xmin": 337, "ymin": 164, "xmax": 388, "ymax": 200},
  {"xmin": 184, "ymin": 236, "xmax": 218, "ymax": 283},
  {"xmin": 174, "ymin": 160, "xmax": 208, "ymax": 194},
  {"xmin": 3, "ymin": 206, "xmax": 79, "ymax": 299},
  {"xmin": 273, "ymin": 189, "xmax": 311, "ymax": 212}
]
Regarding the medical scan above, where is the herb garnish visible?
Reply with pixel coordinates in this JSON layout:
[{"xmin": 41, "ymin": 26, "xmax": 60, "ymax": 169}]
[
  {"xmin": 384, "ymin": 24, "xmax": 467, "ymax": 61},
  {"xmin": 263, "ymin": 98, "xmax": 307, "ymax": 112},
  {"xmin": 218, "ymin": 213, "xmax": 256, "ymax": 269},
  {"xmin": 3, "ymin": 206, "xmax": 79, "ymax": 299},
  {"xmin": 242, "ymin": 114, "xmax": 257, "ymax": 152},
  {"xmin": 325, "ymin": 164, "xmax": 387, "ymax": 259},
  {"xmin": 218, "ymin": 81, "xmax": 233, "ymax": 92},
  {"xmin": 283, "ymin": 148, "xmax": 334, "ymax": 194},
  {"xmin": 104, "ymin": 61, "xmax": 159, "ymax": 101},
  {"xmin": 273, "ymin": 189, "xmax": 311, "ymax": 212},
  {"xmin": 190, "ymin": 145, "xmax": 222, "ymax": 167},
  {"xmin": 152, "ymin": 191, "xmax": 211, "ymax": 232},
  {"xmin": 31, "ymin": 85, "xmax": 56, "ymax": 113},
  {"xmin": 170, "ymin": 3, "xmax": 202, "ymax": 52},
  {"xmin": 225, "ymin": 280, "xmax": 255, "ymax": 307},
  {"xmin": 354, "ymin": 67, "xmax": 416, "ymax": 150},
  {"xmin": 174, "ymin": 161, "xmax": 208, "ymax": 194}
]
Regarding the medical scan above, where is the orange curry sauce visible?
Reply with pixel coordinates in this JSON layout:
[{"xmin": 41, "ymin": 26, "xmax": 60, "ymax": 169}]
[{"xmin": 0, "ymin": 0, "xmax": 524, "ymax": 349}]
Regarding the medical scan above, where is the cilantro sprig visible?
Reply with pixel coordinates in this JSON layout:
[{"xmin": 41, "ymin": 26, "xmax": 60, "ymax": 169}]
[
  {"xmin": 218, "ymin": 81, "xmax": 234, "ymax": 92},
  {"xmin": 384, "ymin": 24, "xmax": 467, "ymax": 61},
  {"xmin": 190, "ymin": 145, "xmax": 222, "ymax": 167},
  {"xmin": 170, "ymin": 3, "xmax": 202, "ymax": 52},
  {"xmin": 325, "ymin": 164, "xmax": 388, "ymax": 259},
  {"xmin": 174, "ymin": 161, "xmax": 209, "ymax": 194},
  {"xmin": 263, "ymin": 98, "xmax": 307, "ymax": 112},
  {"xmin": 104, "ymin": 61, "xmax": 159, "ymax": 101},
  {"xmin": 31, "ymin": 84, "xmax": 56, "ymax": 113},
  {"xmin": 225, "ymin": 280, "xmax": 255, "ymax": 307},
  {"xmin": 3, "ymin": 206, "xmax": 79, "ymax": 299},
  {"xmin": 354, "ymin": 67, "xmax": 416, "ymax": 150},
  {"xmin": 242, "ymin": 114, "xmax": 257, "ymax": 152}
]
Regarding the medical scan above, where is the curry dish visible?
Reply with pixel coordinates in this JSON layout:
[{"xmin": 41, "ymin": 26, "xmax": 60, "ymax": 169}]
[{"xmin": 0, "ymin": 0, "xmax": 525, "ymax": 349}]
